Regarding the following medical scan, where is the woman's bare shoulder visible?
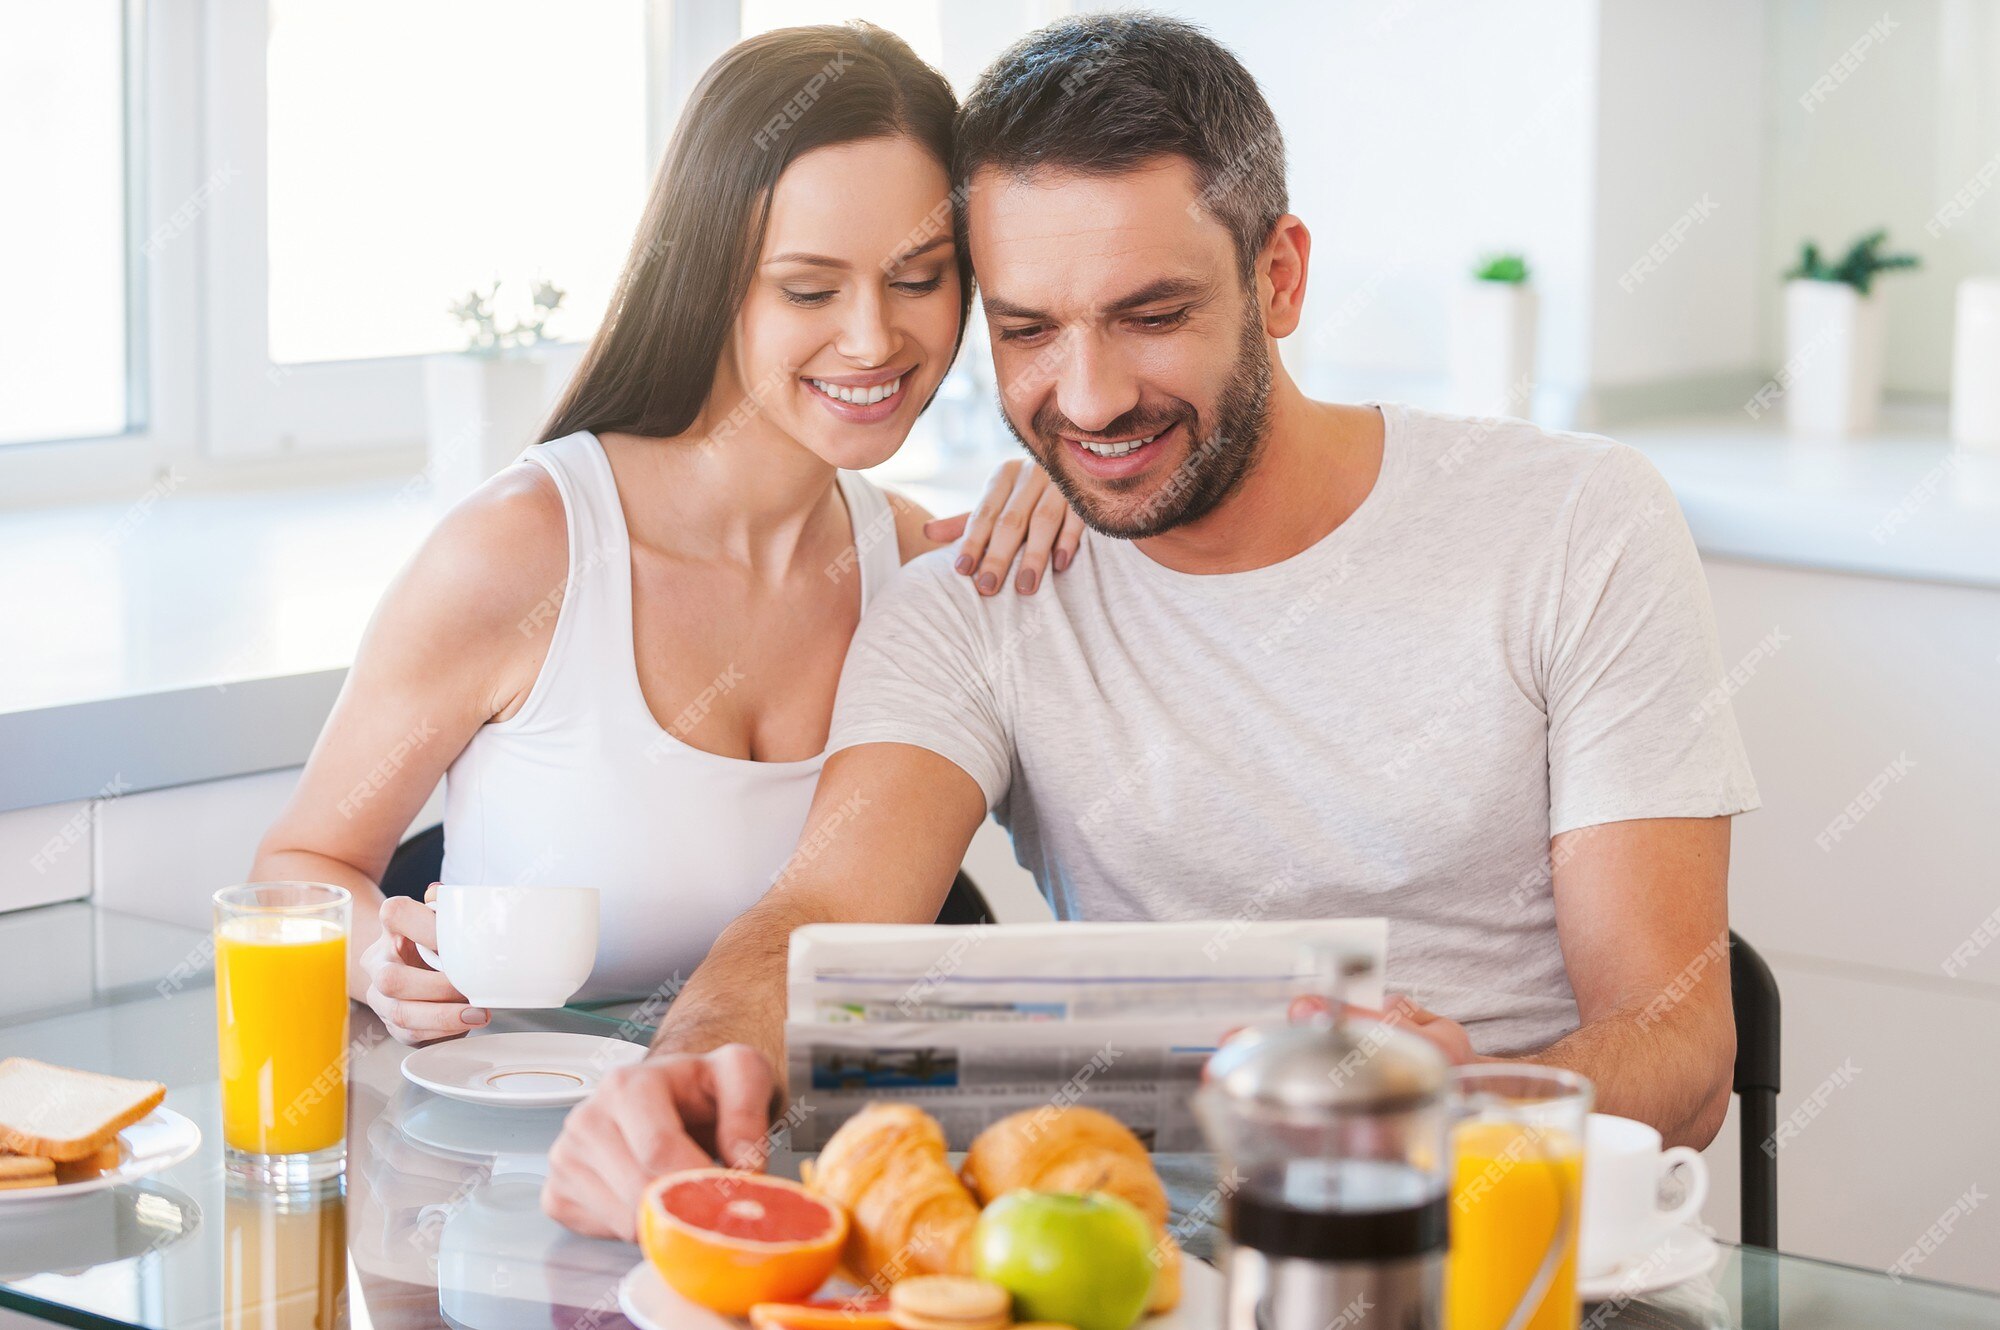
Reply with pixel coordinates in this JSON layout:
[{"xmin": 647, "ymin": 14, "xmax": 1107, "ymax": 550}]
[{"xmin": 360, "ymin": 459, "xmax": 573, "ymax": 695}]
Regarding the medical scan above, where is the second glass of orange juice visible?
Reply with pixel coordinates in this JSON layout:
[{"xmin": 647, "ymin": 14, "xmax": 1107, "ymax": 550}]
[
  {"xmin": 1445, "ymin": 1065, "xmax": 1592, "ymax": 1330},
  {"xmin": 215, "ymin": 882, "xmax": 351, "ymax": 1188}
]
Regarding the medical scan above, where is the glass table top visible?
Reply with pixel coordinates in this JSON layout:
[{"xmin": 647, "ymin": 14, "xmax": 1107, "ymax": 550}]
[{"xmin": 3, "ymin": 902, "xmax": 1999, "ymax": 1330}]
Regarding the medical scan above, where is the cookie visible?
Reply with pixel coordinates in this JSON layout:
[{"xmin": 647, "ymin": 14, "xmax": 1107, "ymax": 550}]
[
  {"xmin": 0, "ymin": 1152, "xmax": 56, "ymax": 1192},
  {"xmin": 0, "ymin": 1153, "xmax": 55, "ymax": 1182},
  {"xmin": 887, "ymin": 1276, "xmax": 1011, "ymax": 1330}
]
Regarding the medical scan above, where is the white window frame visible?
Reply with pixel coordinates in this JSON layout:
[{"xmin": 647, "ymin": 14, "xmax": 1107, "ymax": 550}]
[
  {"xmin": 0, "ymin": 0, "xmax": 201, "ymax": 505},
  {"xmin": 2, "ymin": 0, "xmax": 731, "ymax": 504}
]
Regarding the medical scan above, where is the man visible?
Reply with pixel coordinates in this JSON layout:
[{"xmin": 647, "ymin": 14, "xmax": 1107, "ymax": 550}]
[{"xmin": 542, "ymin": 13, "xmax": 1758, "ymax": 1240}]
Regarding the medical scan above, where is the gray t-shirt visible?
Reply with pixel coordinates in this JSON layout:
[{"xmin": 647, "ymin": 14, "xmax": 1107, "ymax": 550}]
[{"xmin": 829, "ymin": 403, "xmax": 1759, "ymax": 1054}]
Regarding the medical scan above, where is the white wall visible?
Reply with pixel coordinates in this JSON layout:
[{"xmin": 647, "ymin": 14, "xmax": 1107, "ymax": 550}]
[
  {"xmin": 1588, "ymin": 1, "xmax": 1768, "ymax": 395},
  {"xmin": 1117, "ymin": 0, "xmax": 1602, "ymax": 420}
]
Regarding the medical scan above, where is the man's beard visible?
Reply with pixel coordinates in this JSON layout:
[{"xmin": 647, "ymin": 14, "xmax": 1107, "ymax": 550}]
[{"xmin": 1001, "ymin": 303, "xmax": 1273, "ymax": 540}]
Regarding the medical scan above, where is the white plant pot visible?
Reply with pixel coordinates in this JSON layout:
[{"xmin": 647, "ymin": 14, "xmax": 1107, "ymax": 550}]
[
  {"xmin": 1449, "ymin": 281, "xmax": 1537, "ymax": 417},
  {"xmin": 1949, "ymin": 277, "xmax": 2000, "ymax": 453},
  {"xmin": 1783, "ymin": 279, "xmax": 1885, "ymax": 438},
  {"xmin": 422, "ymin": 349, "xmax": 576, "ymax": 506}
]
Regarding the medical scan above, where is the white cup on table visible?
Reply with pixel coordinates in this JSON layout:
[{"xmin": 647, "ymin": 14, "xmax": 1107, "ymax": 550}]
[
  {"xmin": 1580, "ymin": 1111, "xmax": 1710, "ymax": 1277},
  {"xmin": 418, "ymin": 884, "xmax": 599, "ymax": 1009}
]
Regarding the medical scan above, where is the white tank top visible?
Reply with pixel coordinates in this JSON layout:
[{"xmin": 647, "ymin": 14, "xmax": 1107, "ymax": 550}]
[{"xmin": 440, "ymin": 430, "xmax": 905, "ymax": 1002}]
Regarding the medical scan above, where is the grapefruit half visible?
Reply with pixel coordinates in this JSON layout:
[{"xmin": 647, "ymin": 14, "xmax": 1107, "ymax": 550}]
[{"xmin": 639, "ymin": 1168, "xmax": 848, "ymax": 1315}]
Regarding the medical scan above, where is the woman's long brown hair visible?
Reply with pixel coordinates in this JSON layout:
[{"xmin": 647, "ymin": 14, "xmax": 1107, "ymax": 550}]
[{"xmin": 540, "ymin": 23, "xmax": 970, "ymax": 445}]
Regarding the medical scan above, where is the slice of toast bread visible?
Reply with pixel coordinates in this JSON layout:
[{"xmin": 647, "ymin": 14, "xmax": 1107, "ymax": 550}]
[
  {"xmin": 54, "ymin": 1140, "xmax": 124, "ymax": 1182},
  {"xmin": 0, "ymin": 1059, "xmax": 165, "ymax": 1162}
]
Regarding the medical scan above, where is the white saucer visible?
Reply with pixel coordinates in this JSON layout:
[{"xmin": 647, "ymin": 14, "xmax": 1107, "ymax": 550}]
[
  {"xmin": 0, "ymin": 1106, "xmax": 201, "ymax": 1204},
  {"xmin": 1578, "ymin": 1224, "xmax": 1721, "ymax": 1303},
  {"xmin": 401, "ymin": 1032, "xmax": 646, "ymax": 1108},
  {"xmin": 618, "ymin": 1246, "xmax": 1225, "ymax": 1330},
  {"xmin": 397, "ymin": 1092, "xmax": 571, "ymax": 1159}
]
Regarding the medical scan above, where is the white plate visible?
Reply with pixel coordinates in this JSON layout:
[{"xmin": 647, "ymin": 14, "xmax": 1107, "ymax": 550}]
[
  {"xmin": 0, "ymin": 1106, "xmax": 201, "ymax": 1204},
  {"xmin": 402, "ymin": 1031, "xmax": 646, "ymax": 1108},
  {"xmin": 1578, "ymin": 1224, "xmax": 1722, "ymax": 1303},
  {"xmin": 618, "ymin": 1248, "xmax": 1225, "ymax": 1330}
]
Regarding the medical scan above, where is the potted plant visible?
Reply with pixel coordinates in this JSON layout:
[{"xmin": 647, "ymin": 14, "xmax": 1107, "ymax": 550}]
[
  {"xmin": 422, "ymin": 278, "xmax": 570, "ymax": 505},
  {"xmin": 1780, "ymin": 230, "xmax": 1919, "ymax": 437},
  {"xmin": 1450, "ymin": 253, "xmax": 1537, "ymax": 418}
]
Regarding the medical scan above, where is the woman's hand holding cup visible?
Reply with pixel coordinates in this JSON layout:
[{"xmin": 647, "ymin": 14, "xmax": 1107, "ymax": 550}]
[{"xmin": 361, "ymin": 885, "xmax": 490, "ymax": 1045}]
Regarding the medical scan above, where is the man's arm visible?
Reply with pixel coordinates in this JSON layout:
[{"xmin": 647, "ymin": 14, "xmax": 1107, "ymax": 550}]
[
  {"xmin": 649, "ymin": 742, "xmax": 991, "ymax": 1070},
  {"xmin": 1362, "ymin": 816, "xmax": 1735, "ymax": 1149},
  {"xmin": 1525, "ymin": 815, "xmax": 1735, "ymax": 1148},
  {"xmin": 541, "ymin": 742, "xmax": 987, "ymax": 1239}
]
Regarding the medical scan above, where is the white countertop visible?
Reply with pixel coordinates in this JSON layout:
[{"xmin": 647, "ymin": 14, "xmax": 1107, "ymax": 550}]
[
  {"xmin": 6, "ymin": 409, "xmax": 1995, "ymax": 810},
  {"xmin": 1621, "ymin": 405, "xmax": 2000, "ymax": 590}
]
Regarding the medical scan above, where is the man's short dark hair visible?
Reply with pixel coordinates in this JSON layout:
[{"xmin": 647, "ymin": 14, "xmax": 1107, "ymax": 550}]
[{"xmin": 953, "ymin": 12, "xmax": 1287, "ymax": 279}]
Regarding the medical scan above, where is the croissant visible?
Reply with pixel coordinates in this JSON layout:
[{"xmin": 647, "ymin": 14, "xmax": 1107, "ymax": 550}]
[
  {"xmin": 800, "ymin": 1103, "xmax": 979, "ymax": 1288},
  {"xmin": 961, "ymin": 1105, "xmax": 1182, "ymax": 1313}
]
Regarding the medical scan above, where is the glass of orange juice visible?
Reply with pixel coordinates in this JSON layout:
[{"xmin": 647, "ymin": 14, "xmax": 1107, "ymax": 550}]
[
  {"xmin": 1445, "ymin": 1065, "xmax": 1592, "ymax": 1330},
  {"xmin": 215, "ymin": 882, "xmax": 351, "ymax": 1189}
]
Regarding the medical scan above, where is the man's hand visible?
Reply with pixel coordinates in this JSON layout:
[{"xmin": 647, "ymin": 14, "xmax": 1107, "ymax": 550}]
[
  {"xmin": 1284, "ymin": 993, "xmax": 1480, "ymax": 1065},
  {"xmin": 540, "ymin": 1044, "xmax": 779, "ymax": 1241}
]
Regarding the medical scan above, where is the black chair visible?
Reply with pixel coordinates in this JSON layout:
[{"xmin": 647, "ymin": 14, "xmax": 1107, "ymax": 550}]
[
  {"xmin": 380, "ymin": 824, "xmax": 994, "ymax": 926},
  {"xmin": 1730, "ymin": 930, "xmax": 1781, "ymax": 1251}
]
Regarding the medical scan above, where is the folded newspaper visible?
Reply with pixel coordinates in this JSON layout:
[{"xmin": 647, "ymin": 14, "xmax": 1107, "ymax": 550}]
[{"xmin": 784, "ymin": 918, "xmax": 1386, "ymax": 1151}]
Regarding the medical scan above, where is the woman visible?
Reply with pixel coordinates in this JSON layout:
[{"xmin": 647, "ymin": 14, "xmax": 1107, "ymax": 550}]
[{"xmin": 251, "ymin": 23, "xmax": 1079, "ymax": 1045}]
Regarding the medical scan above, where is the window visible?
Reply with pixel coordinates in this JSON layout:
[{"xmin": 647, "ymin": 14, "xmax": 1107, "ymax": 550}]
[
  {"xmin": 263, "ymin": 0, "xmax": 651, "ymax": 364},
  {"xmin": 0, "ymin": 2, "xmax": 132, "ymax": 447}
]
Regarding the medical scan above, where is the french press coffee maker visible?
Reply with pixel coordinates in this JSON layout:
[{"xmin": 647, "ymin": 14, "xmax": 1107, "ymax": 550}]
[
  {"xmin": 1194, "ymin": 952, "xmax": 1578, "ymax": 1330},
  {"xmin": 1194, "ymin": 955, "xmax": 1452, "ymax": 1329}
]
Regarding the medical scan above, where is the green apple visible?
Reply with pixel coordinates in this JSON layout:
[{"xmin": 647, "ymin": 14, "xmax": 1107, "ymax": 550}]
[{"xmin": 972, "ymin": 1190, "xmax": 1157, "ymax": 1330}]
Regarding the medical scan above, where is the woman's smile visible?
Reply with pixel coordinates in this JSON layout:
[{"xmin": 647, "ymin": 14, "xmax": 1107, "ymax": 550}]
[{"xmin": 802, "ymin": 367, "xmax": 915, "ymax": 423}]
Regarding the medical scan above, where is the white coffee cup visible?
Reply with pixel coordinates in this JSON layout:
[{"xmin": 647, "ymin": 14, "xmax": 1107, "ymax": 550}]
[
  {"xmin": 1580, "ymin": 1112, "xmax": 1709, "ymax": 1276},
  {"xmin": 421, "ymin": 884, "xmax": 598, "ymax": 1009}
]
